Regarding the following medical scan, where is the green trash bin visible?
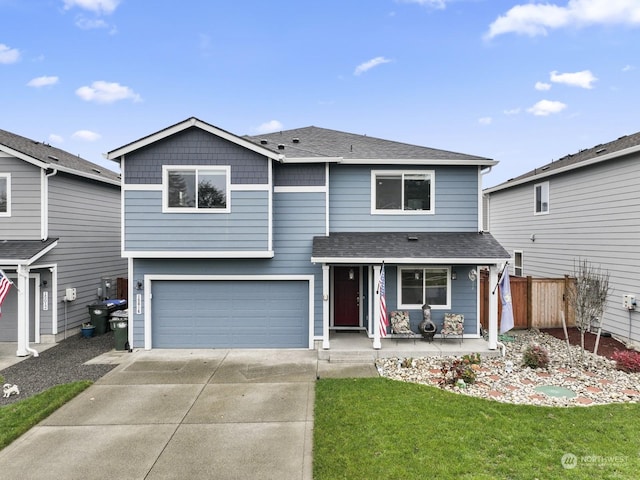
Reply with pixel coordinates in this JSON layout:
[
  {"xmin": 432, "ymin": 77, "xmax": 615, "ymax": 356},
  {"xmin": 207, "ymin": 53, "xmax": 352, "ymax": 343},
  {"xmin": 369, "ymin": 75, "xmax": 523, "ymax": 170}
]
[
  {"xmin": 88, "ymin": 305, "xmax": 110, "ymax": 335},
  {"xmin": 109, "ymin": 311, "xmax": 129, "ymax": 351}
]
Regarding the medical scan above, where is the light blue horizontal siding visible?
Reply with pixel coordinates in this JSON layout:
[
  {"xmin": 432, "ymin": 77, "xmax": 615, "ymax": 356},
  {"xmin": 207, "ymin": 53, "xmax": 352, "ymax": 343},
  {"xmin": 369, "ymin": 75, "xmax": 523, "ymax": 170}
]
[
  {"xmin": 124, "ymin": 190, "xmax": 269, "ymax": 251},
  {"xmin": 329, "ymin": 164, "xmax": 479, "ymax": 231},
  {"xmin": 386, "ymin": 265, "xmax": 479, "ymax": 335},
  {"xmin": 128, "ymin": 190, "xmax": 327, "ymax": 346},
  {"xmin": 274, "ymin": 191, "xmax": 327, "ymax": 336}
]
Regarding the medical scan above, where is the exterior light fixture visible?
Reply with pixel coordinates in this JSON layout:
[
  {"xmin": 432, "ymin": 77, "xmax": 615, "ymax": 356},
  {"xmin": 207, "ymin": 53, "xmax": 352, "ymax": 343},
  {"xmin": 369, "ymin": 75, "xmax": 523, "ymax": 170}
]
[
  {"xmin": 451, "ymin": 268, "xmax": 457, "ymax": 280},
  {"xmin": 348, "ymin": 268, "xmax": 354, "ymax": 280}
]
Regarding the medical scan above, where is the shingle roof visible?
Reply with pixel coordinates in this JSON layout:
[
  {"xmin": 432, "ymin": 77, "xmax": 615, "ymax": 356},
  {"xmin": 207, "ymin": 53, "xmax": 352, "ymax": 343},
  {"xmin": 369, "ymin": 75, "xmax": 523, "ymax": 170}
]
[
  {"xmin": 0, "ymin": 128, "xmax": 120, "ymax": 184},
  {"xmin": 488, "ymin": 130, "xmax": 640, "ymax": 191},
  {"xmin": 245, "ymin": 126, "xmax": 495, "ymax": 164},
  {"xmin": 0, "ymin": 238, "xmax": 59, "ymax": 264},
  {"xmin": 311, "ymin": 232, "xmax": 509, "ymax": 263}
]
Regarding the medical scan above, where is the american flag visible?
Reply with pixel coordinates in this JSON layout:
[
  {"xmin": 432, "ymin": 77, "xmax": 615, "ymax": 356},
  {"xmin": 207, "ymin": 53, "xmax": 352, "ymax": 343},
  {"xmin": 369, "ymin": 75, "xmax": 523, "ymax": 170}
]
[
  {"xmin": 0, "ymin": 270, "xmax": 13, "ymax": 317},
  {"xmin": 378, "ymin": 263, "xmax": 388, "ymax": 337}
]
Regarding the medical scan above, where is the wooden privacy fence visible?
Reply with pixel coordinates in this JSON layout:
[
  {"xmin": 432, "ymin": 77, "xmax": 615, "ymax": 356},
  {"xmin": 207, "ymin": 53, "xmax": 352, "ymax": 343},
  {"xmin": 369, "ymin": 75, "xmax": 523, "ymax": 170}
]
[{"xmin": 480, "ymin": 272, "xmax": 575, "ymax": 331}]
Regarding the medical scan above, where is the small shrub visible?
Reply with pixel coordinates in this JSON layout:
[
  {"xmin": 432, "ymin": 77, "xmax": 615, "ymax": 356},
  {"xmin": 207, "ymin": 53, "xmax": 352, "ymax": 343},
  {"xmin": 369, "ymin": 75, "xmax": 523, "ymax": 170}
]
[
  {"xmin": 522, "ymin": 343, "xmax": 550, "ymax": 369},
  {"xmin": 400, "ymin": 357, "xmax": 414, "ymax": 368},
  {"xmin": 441, "ymin": 353, "xmax": 482, "ymax": 385},
  {"xmin": 611, "ymin": 350, "xmax": 640, "ymax": 373}
]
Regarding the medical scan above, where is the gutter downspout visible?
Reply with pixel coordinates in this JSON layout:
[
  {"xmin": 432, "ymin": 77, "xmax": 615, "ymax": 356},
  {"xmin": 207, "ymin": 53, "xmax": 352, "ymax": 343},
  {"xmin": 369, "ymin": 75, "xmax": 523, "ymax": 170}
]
[
  {"xmin": 479, "ymin": 166, "xmax": 492, "ymax": 232},
  {"xmin": 42, "ymin": 168, "xmax": 57, "ymax": 240}
]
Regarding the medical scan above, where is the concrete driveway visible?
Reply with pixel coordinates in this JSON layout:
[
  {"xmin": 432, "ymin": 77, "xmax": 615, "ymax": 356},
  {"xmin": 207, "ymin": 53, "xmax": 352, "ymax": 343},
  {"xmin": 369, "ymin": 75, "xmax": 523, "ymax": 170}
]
[{"xmin": 0, "ymin": 349, "xmax": 377, "ymax": 480}]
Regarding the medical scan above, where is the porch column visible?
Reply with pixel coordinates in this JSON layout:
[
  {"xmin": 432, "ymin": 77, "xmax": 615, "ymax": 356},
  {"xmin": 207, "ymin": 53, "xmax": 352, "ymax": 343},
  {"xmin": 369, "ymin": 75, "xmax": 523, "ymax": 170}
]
[
  {"xmin": 372, "ymin": 265, "xmax": 381, "ymax": 349},
  {"xmin": 488, "ymin": 264, "xmax": 499, "ymax": 350},
  {"xmin": 322, "ymin": 264, "xmax": 330, "ymax": 349},
  {"xmin": 16, "ymin": 264, "xmax": 29, "ymax": 357}
]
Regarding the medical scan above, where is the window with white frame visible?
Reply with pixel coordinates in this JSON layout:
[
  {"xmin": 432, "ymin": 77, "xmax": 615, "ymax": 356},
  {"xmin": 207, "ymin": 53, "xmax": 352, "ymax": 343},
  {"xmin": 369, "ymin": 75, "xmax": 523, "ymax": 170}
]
[
  {"xmin": 514, "ymin": 251, "xmax": 523, "ymax": 277},
  {"xmin": 372, "ymin": 170, "xmax": 433, "ymax": 214},
  {"xmin": 0, "ymin": 174, "xmax": 10, "ymax": 216},
  {"xmin": 398, "ymin": 267, "xmax": 450, "ymax": 309},
  {"xmin": 163, "ymin": 166, "xmax": 230, "ymax": 212},
  {"xmin": 534, "ymin": 181, "xmax": 549, "ymax": 214}
]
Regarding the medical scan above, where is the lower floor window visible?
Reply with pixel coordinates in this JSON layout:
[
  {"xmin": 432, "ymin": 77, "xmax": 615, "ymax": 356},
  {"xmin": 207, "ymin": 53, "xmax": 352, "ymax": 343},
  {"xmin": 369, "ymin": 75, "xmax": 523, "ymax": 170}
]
[{"xmin": 399, "ymin": 267, "xmax": 450, "ymax": 309}]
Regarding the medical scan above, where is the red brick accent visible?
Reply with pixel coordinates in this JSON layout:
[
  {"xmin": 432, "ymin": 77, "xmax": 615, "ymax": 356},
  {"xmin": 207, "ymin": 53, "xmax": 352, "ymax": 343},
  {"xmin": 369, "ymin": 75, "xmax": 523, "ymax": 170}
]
[
  {"xmin": 576, "ymin": 397, "xmax": 594, "ymax": 405},
  {"xmin": 622, "ymin": 389, "xmax": 640, "ymax": 396},
  {"xmin": 586, "ymin": 386, "xmax": 602, "ymax": 393}
]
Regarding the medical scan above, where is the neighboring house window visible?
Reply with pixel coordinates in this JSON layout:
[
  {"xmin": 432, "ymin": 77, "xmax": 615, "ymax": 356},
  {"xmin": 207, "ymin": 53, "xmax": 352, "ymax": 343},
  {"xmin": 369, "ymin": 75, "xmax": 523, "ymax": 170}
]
[
  {"xmin": 163, "ymin": 166, "xmax": 230, "ymax": 213},
  {"xmin": 398, "ymin": 267, "xmax": 450, "ymax": 309},
  {"xmin": 372, "ymin": 170, "xmax": 434, "ymax": 214},
  {"xmin": 534, "ymin": 181, "xmax": 549, "ymax": 214},
  {"xmin": 514, "ymin": 251, "xmax": 523, "ymax": 277},
  {"xmin": 0, "ymin": 174, "xmax": 9, "ymax": 216}
]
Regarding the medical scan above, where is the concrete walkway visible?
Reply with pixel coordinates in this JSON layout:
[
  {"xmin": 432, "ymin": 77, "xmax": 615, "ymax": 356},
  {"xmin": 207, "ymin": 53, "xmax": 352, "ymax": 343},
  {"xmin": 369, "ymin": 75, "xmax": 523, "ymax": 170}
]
[{"xmin": 0, "ymin": 349, "xmax": 377, "ymax": 480}]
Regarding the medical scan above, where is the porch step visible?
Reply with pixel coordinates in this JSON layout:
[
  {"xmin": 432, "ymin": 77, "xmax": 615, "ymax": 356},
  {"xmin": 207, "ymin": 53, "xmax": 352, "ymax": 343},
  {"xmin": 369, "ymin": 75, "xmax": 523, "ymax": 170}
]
[{"xmin": 328, "ymin": 351, "xmax": 376, "ymax": 364}]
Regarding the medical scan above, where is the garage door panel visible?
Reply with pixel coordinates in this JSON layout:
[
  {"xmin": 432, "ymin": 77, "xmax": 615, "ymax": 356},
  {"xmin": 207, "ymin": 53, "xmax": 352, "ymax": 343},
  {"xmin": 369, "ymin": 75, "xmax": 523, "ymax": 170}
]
[{"xmin": 151, "ymin": 280, "xmax": 308, "ymax": 348}]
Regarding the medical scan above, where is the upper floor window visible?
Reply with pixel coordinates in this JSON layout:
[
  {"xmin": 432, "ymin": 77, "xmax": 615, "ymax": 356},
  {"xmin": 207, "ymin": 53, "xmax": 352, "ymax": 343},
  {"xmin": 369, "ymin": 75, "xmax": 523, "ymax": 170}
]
[
  {"xmin": 398, "ymin": 267, "xmax": 450, "ymax": 309},
  {"xmin": 372, "ymin": 170, "xmax": 434, "ymax": 214},
  {"xmin": 0, "ymin": 174, "xmax": 10, "ymax": 217},
  {"xmin": 163, "ymin": 166, "xmax": 230, "ymax": 213},
  {"xmin": 534, "ymin": 181, "xmax": 549, "ymax": 214}
]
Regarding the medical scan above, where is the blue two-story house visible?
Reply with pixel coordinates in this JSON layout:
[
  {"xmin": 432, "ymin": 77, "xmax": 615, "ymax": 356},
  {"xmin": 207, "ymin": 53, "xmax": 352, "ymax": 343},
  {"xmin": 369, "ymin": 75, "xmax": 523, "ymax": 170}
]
[{"xmin": 107, "ymin": 117, "xmax": 508, "ymax": 351}]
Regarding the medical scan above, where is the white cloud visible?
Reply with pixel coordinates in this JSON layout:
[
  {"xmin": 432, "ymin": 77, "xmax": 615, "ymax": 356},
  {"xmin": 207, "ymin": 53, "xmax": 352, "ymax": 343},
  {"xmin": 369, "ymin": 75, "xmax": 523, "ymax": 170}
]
[
  {"xmin": 75, "ymin": 17, "xmax": 109, "ymax": 29},
  {"xmin": 478, "ymin": 116, "xmax": 492, "ymax": 125},
  {"xmin": 48, "ymin": 134, "xmax": 64, "ymax": 144},
  {"xmin": 63, "ymin": 0, "xmax": 121, "ymax": 15},
  {"xmin": 255, "ymin": 120, "xmax": 283, "ymax": 134},
  {"xmin": 76, "ymin": 81, "xmax": 141, "ymax": 104},
  {"xmin": 0, "ymin": 43, "xmax": 20, "ymax": 64},
  {"xmin": 27, "ymin": 76, "xmax": 59, "ymax": 87},
  {"xmin": 354, "ymin": 56, "xmax": 392, "ymax": 76},
  {"xmin": 396, "ymin": 0, "xmax": 448, "ymax": 9},
  {"xmin": 527, "ymin": 99, "xmax": 567, "ymax": 116},
  {"xmin": 535, "ymin": 81, "xmax": 552, "ymax": 91},
  {"xmin": 503, "ymin": 108, "xmax": 521, "ymax": 115},
  {"xmin": 550, "ymin": 69, "xmax": 597, "ymax": 88},
  {"xmin": 71, "ymin": 130, "xmax": 101, "ymax": 141},
  {"xmin": 485, "ymin": 0, "xmax": 640, "ymax": 39},
  {"xmin": 622, "ymin": 64, "xmax": 635, "ymax": 72}
]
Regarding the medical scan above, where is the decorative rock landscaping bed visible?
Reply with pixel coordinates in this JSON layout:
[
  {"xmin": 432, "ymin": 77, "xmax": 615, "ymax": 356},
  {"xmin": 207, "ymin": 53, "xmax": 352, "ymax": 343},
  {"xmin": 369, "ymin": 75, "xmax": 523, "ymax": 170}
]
[{"xmin": 376, "ymin": 329, "xmax": 640, "ymax": 406}]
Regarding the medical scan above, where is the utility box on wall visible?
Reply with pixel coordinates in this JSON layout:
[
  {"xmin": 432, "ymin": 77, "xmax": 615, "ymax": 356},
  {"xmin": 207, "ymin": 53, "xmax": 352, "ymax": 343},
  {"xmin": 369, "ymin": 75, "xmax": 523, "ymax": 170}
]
[{"xmin": 101, "ymin": 277, "xmax": 116, "ymax": 300}]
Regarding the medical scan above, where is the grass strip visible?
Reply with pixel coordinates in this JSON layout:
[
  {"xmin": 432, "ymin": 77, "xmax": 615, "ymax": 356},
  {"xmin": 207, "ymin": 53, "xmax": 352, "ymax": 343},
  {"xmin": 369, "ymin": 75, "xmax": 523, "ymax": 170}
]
[
  {"xmin": 314, "ymin": 377, "xmax": 640, "ymax": 479},
  {"xmin": 0, "ymin": 381, "xmax": 92, "ymax": 450}
]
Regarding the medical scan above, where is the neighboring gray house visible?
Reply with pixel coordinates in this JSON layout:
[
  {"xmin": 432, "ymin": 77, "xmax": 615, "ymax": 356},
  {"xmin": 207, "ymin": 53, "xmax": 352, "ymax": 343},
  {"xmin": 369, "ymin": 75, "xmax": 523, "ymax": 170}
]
[
  {"xmin": 106, "ymin": 117, "xmax": 509, "ymax": 351},
  {"xmin": 484, "ymin": 131, "xmax": 640, "ymax": 345},
  {"xmin": 0, "ymin": 128, "xmax": 127, "ymax": 356}
]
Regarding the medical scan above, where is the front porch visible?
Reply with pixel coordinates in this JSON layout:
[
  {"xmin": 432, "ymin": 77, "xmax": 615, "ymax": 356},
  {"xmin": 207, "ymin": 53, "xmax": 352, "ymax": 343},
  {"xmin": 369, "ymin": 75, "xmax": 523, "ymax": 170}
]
[{"xmin": 317, "ymin": 331, "xmax": 501, "ymax": 363}]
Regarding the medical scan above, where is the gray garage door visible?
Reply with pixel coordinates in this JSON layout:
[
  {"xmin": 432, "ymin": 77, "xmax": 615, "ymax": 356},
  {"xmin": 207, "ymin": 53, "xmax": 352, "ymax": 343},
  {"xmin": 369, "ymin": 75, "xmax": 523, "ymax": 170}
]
[{"xmin": 151, "ymin": 280, "xmax": 309, "ymax": 348}]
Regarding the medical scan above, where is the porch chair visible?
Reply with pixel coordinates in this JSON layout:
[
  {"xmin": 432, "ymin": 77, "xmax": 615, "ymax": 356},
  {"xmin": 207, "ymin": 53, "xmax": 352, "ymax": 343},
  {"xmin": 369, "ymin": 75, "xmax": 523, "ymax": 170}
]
[
  {"xmin": 441, "ymin": 313, "xmax": 464, "ymax": 345},
  {"xmin": 390, "ymin": 311, "xmax": 413, "ymax": 335}
]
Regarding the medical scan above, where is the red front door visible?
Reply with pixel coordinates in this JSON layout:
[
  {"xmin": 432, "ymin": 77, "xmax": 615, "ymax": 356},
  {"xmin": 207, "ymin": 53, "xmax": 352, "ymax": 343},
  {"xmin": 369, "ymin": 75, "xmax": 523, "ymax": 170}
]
[{"xmin": 333, "ymin": 266, "xmax": 360, "ymax": 327}]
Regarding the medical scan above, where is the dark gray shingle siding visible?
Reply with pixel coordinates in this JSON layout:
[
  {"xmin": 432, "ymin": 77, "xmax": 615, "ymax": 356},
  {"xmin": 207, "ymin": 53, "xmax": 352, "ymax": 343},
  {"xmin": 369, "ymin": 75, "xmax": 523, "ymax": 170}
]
[{"xmin": 124, "ymin": 127, "xmax": 269, "ymax": 184}]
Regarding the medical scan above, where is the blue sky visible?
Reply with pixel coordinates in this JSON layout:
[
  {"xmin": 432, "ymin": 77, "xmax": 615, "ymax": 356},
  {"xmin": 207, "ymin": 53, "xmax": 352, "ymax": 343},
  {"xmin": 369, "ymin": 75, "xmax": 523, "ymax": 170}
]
[{"xmin": 2, "ymin": 0, "xmax": 639, "ymax": 187}]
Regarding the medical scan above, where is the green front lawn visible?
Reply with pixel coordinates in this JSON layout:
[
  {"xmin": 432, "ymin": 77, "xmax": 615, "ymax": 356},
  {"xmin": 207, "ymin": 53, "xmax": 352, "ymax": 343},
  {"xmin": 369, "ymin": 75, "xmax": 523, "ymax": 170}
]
[
  {"xmin": 0, "ymin": 381, "xmax": 92, "ymax": 450},
  {"xmin": 314, "ymin": 378, "xmax": 640, "ymax": 479}
]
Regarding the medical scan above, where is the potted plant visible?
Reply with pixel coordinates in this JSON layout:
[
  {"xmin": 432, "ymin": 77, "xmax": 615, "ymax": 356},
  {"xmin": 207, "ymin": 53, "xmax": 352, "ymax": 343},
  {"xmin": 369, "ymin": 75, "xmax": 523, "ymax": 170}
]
[{"xmin": 81, "ymin": 323, "xmax": 95, "ymax": 338}]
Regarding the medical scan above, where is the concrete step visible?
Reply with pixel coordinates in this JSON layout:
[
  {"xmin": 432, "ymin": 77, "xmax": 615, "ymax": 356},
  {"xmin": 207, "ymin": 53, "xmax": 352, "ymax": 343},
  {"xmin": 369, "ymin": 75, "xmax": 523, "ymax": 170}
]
[{"xmin": 328, "ymin": 351, "xmax": 376, "ymax": 363}]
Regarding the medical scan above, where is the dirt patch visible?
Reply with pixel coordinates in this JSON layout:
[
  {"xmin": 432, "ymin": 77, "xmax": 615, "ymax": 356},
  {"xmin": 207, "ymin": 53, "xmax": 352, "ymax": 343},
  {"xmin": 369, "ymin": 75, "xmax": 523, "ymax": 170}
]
[{"xmin": 540, "ymin": 327, "xmax": 633, "ymax": 360}]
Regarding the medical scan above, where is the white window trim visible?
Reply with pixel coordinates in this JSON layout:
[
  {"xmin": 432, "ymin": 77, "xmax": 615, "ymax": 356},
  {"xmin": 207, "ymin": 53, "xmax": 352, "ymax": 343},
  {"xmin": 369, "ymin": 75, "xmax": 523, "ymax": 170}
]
[
  {"xmin": 162, "ymin": 165, "xmax": 231, "ymax": 213},
  {"xmin": 397, "ymin": 266, "xmax": 451, "ymax": 310},
  {"xmin": 513, "ymin": 250, "xmax": 523, "ymax": 277},
  {"xmin": 0, "ymin": 173, "xmax": 10, "ymax": 217},
  {"xmin": 534, "ymin": 181, "xmax": 549, "ymax": 215},
  {"xmin": 371, "ymin": 169, "xmax": 435, "ymax": 215}
]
